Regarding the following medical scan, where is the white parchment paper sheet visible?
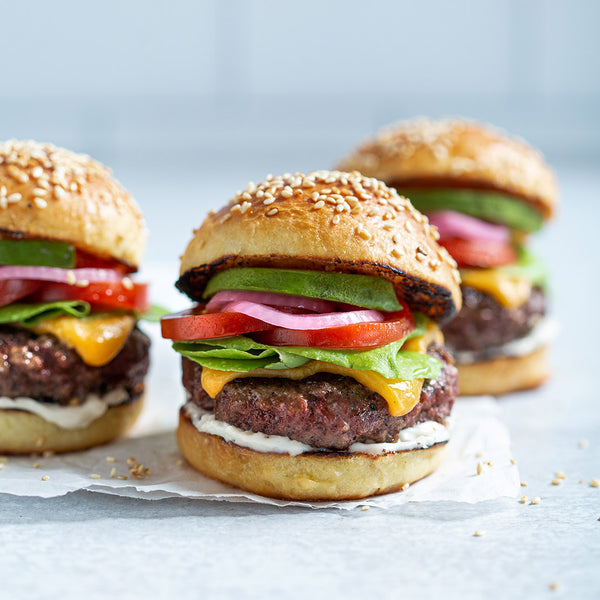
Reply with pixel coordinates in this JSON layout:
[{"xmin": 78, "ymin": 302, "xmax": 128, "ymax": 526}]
[{"xmin": 0, "ymin": 396, "xmax": 520, "ymax": 509}]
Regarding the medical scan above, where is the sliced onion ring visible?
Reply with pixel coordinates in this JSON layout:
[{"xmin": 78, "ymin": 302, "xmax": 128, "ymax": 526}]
[
  {"xmin": 428, "ymin": 211, "xmax": 509, "ymax": 243},
  {"xmin": 206, "ymin": 289, "xmax": 339, "ymax": 314},
  {"xmin": 221, "ymin": 300, "xmax": 384, "ymax": 330},
  {"xmin": 0, "ymin": 266, "xmax": 124, "ymax": 284}
]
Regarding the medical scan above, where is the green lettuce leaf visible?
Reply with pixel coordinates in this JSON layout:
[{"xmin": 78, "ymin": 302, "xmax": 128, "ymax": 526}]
[
  {"xmin": 0, "ymin": 301, "xmax": 90, "ymax": 326},
  {"xmin": 172, "ymin": 314, "xmax": 441, "ymax": 381},
  {"xmin": 498, "ymin": 246, "xmax": 547, "ymax": 287},
  {"xmin": 137, "ymin": 304, "xmax": 171, "ymax": 323}
]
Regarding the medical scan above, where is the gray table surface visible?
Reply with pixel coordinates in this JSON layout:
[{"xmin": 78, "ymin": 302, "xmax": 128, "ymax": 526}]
[{"xmin": 1, "ymin": 166, "xmax": 598, "ymax": 600}]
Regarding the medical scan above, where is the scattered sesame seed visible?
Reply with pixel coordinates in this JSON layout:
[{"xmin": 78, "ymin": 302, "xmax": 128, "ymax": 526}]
[
  {"xmin": 110, "ymin": 467, "xmax": 117, "ymax": 479},
  {"xmin": 591, "ymin": 478, "xmax": 599, "ymax": 488},
  {"xmin": 473, "ymin": 530, "xmax": 486, "ymax": 537},
  {"xmin": 510, "ymin": 459, "xmax": 517, "ymax": 465},
  {"xmin": 313, "ymin": 200, "xmax": 325, "ymax": 209},
  {"xmin": 520, "ymin": 496, "xmax": 528, "ymax": 504},
  {"xmin": 551, "ymin": 479, "xmax": 562, "ymax": 486},
  {"xmin": 90, "ymin": 474, "xmax": 101, "ymax": 479},
  {"xmin": 106, "ymin": 456, "xmax": 116, "ymax": 463},
  {"xmin": 54, "ymin": 185, "xmax": 66, "ymax": 199},
  {"xmin": 35, "ymin": 436, "xmax": 45, "ymax": 448},
  {"xmin": 121, "ymin": 277, "xmax": 133, "ymax": 290},
  {"xmin": 176, "ymin": 459, "xmax": 184, "ymax": 466},
  {"xmin": 117, "ymin": 475, "xmax": 128, "ymax": 480},
  {"xmin": 549, "ymin": 583, "xmax": 560, "ymax": 591},
  {"xmin": 520, "ymin": 481, "xmax": 527, "ymax": 487},
  {"xmin": 263, "ymin": 197, "xmax": 275, "ymax": 205},
  {"xmin": 555, "ymin": 471, "xmax": 566, "ymax": 480},
  {"xmin": 404, "ymin": 221, "xmax": 414, "ymax": 233},
  {"xmin": 41, "ymin": 475, "xmax": 49, "ymax": 481},
  {"xmin": 32, "ymin": 166, "xmax": 44, "ymax": 178},
  {"xmin": 530, "ymin": 497, "xmax": 541, "ymax": 505},
  {"xmin": 66, "ymin": 270, "xmax": 77, "ymax": 285},
  {"xmin": 32, "ymin": 462, "xmax": 40, "ymax": 469},
  {"xmin": 391, "ymin": 248, "xmax": 403, "ymax": 259},
  {"xmin": 360, "ymin": 506, "xmax": 369, "ymax": 511},
  {"xmin": 266, "ymin": 207, "xmax": 279, "ymax": 217},
  {"xmin": 7, "ymin": 193, "xmax": 22, "ymax": 202},
  {"xmin": 33, "ymin": 198, "xmax": 48, "ymax": 209},
  {"xmin": 332, "ymin": 215, "xmax": 341, "ymax": 225},
  {"xmin": 477, "ymin": 462, "xmax": 484, "ymax": 475},
  {"xmin": 32, "ymin": 187, "xmax": 47, "ymax": 196},
  {"xmin": 401, "ymin": 482, "xmax": 410, "ymax": 491},
  {"xmin": 475, "ymin": 452, "xmax": 483, "ymax": 458}
]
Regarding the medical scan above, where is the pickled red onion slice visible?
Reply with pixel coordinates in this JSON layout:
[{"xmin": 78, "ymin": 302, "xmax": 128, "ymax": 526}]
[
  {"xmin": 0, "ymin": 266, "xmax": 124, "ymax": 284},
  {"xmin": 428, "ymin": 211, "xmax": 509, "ymax": 243},
  {"xmin": 206, "ymin": 289, "xmax": 338, "ymax": 314},
  {"xmin": 220, "ymin": 300, "xmax": 384, "ymax": 330}
]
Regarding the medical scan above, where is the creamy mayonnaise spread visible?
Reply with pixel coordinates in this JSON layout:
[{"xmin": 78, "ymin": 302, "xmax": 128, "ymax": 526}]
[
  {"xmin": 0, "ymin": 387, "xmax": 130, "ymax": 429},
  {"xmin": 453, "ymin": 316, "xmax": 558, "ymax": 365},
  {"xmin": 183, "ymin": 401, "xmax": 451, "ymax": 457}
]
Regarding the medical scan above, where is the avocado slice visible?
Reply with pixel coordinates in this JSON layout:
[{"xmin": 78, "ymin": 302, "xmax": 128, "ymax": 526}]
[
  {"xmin": 0, "ymin": 239, "xmax": 76, "ymax": 268},
  {"xmin": 203, "ymin": 268, "xmax": 403, "ymax": 312},
  {"xmin": 401, "ymin": 189, "xmax": 543, "ymax": 232}
]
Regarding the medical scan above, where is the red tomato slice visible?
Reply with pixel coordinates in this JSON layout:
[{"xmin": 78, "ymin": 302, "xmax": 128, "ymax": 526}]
[
  {"xmin": 75, "ymin": 250, "xmax": 134, "ymax": 274},
  {"xmin": 33, "ymin": 281, "xmax": 149, "ymax": 312},
  {"xmin": 440, "ymin": 237, "xmax": 517, "ymax": 268},
  {"xmin": 161, "ymin": 306, "xmax": 275, "ymax": 341},
  {"xmin": 0, "ymin": 279, "xmax": 42, "ymax": 308},
  {"xmin": 252, "ymin": 307, "xmax": 415, "ymax": 349}
]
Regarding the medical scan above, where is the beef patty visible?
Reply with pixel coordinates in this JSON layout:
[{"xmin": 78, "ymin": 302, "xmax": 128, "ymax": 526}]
[
  {"xmin": 442, "ymin": 285, "xmax": 545, "ymax": 353},
  {"xmin": 183, "ymin": 342, "xmax": 457, "ymax": 450},
  {"xmin": 0, "ymin": 325, "xmax": 150, "ymax": 405}
]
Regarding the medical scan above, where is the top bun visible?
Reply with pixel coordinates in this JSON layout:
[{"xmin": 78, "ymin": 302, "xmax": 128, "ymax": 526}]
[
  {"xmin": 0, "ymin": 140, "xmax": 146, "ymax": 269},
  {"xmin": 178, "ymin": 170, "xmax": 461, "ymax": 322},
  {"xmin": 337, "ymin": 118, "xmax": 557, "ymax": 220}
]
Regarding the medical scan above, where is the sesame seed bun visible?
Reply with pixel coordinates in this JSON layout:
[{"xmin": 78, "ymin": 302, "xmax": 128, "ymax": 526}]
[
  {"xmin": 0, "ymin": 394, "xmax": 144, "ymax": 454},
  {"xmin": 0, "ymin": 139, "xmax": 146, "ymax": 269},
  {"xmin": 177, "ymin": 170, "xmax": 461, "ymax": 322},
  {"xmin": 177, "ymin": 409, "xmax": 448, "ymax": 501},
  {"xmin": 457, "ymin": 346, "xmax": 549, "ymax": 396},
  {"xmin": 337, "ymin": 118, "xmax": 557, "ymax": 220}
]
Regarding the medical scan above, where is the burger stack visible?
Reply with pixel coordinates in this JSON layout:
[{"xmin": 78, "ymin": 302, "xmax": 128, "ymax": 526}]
[{"xmin": 161, "ymin": 170, "xmax": 462, "ymax": 501}]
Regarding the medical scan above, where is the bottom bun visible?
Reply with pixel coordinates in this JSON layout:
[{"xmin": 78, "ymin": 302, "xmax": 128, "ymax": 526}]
[
  {"xmin": 177, "ymin": 410, "xmax": 448, "ymax": 501},
  {"xmin": 457, "ymin": 346, "xmax": 549, "ymax": 396},
  {"xmin": 0, "ymin": 394, "xmax": 144, "ymax": 454}
]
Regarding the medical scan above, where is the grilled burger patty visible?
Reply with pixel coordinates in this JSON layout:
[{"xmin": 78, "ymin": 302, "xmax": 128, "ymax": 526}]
[
  {"xmin": 442, "ymin": 285, "xmax": 546, "ymax": 352},
  {"xmin": 183, "ymin": 343, "xmax": 457, "ymax": 450},
  {"xmin": 0, "ymin": 326, "xmax": 150, "ymax": 406}
]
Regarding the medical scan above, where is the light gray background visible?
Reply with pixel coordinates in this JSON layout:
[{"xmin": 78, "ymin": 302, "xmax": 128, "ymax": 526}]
[{"xmin": 0, "ymin": 1, "xmax": 598, "ymax": 599}]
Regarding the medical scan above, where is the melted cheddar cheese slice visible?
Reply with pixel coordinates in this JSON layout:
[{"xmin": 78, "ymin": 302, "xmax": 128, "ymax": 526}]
[
  {"xmin": 29, "ymin": 314, "xmax": 135, "ymax": 367},
  {"xmin": 200, "ymin": 324, "xmax": 444, "ymax": 418},
  {"xmin": 460, "ymin": 268, "xmax": 532, "ymax": 309}
]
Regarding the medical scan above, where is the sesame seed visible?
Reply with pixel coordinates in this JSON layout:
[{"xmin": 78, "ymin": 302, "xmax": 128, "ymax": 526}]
[
  {"xmin": 54, "ymin": 185, "xmax": 66, "ymax": 199},
  {"xmin": 281, "ymin": 187, "xmax": 293, "ymax": 198},
  {"xmin": 263, "ymin": 197, "xmax": 275, "ymax": 205},
  {"xmin": 310, "ymin": 192, "xmax": 320, "ymax": 201},
  {"xmin": 90, "ymin": 474, "xmax": 101, "ymax": 479},
  {"xmin": 313, "ymin": 200, "xmax": 325, "ymax": 209},
  {"xmin": 520, "ymin": 496, "xmax": 528, "ymax": 503},
  {"xmin": 106, "ymin": 456, "xmax": 116, "ymax": 463},
  {"xmin": 121, "ymin": 277, "xmax": 133, "ymax": 290},
  {"xmin": 355, "ymin": 226, "xmax": 372, "ymax": 240},
  {"xmin": 34, "ymin": 198, "xmax": 47, "ymax": 209},
  {"xmin": 401, "ymin": 482, "xmax": 410, "ymax": 491},
  {"xmin": 117, "ymin": 475, "xmax": 128, "ymax": 480},
  {"xmin": 477, "ymin": 462, "xmax": 483, "ymax": 475},
  {"xmin": 332, "ymin": 215, "xmax": 340, "ymax": 225},
  {"xmin": 555, "ymin": 471, "xmax": 566, "ymax": 480},
  {"xmin": 66, "ymin": 271, "xmax": 77, "ymax": 285},
  {"xmin": 392, "ymin": 233, "xmax": 402, "ymax": 244},
  {"xmin": 110, "ymin": 467, "xmax": 117, "ymax": 479},
  {"xmin": 32, "ymin": 187, "xmax": 47, "ymax": 196},
  {"xmin": 7, "ymin": 193, "xmax": 22, "ymax": 202},
  {"xmin": 32, "ymin": 462, "xmax": 40, "ymax": 469},
  {"xmin": 510, "ymin": 458, "xmax": 517, "ymax": 465},
  {"xmin": 404, "ymin": 221, "xmax": 414, "ymax": 233},
  {"xmin": 530, "ymin": 497, "xmax": 541, "ymax": 505},
  {"xmin": 239, "ymin": 201, "xmax": 252, "ymax": 214},
  {"xmin": 41, "ymin": 475, "xmax": 49, "ymax": 481},
  {"xmin": 32, "ymin": 166, "xmax": 44, "ymax": 178},
  {"xmin": 551, "ymin": 479, "xmax": 562, "ymax": 486},
  {"xmin": 473, "ymin": 530, "xmax": 486, "ymax": 537},
  {"xmin": 266, "ymin": 208, "xmax": 279, "ymax": 216},
  {"xmin": 549, "ymin": 582, "xmax": 560, "ymax": 591},
  {"xmin": 591, "ymin": 478, "xmax": 600, "ymax": 488},
  {"xmin": 176, "ymin": 459, "xmax": 184, "ymax": 466},
  {"xmin": 392, "ymin": 248, "xmax": 403, "ymax": 258},
  {"xmin": 360, "ymin": 506, "xmax": 369, "ymax": 511},
  {"xmin": 75, "ymin": 279, "xmax": 89, "ymax": 288},
  {"xmin": 520, "ymin": 481, "xmax": 527, "ymax": 487}
]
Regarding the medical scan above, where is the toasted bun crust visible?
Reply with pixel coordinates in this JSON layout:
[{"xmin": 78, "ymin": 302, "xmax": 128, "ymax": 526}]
[
  {"xmin": 337, "ymin": 118, "xmax": 557, "ymax": 220},
  {"xmin": 178, "ymin": 170, "xmax": 461, "ymax": 322},
  {"xmin": 177, "ymin": 410, "xmax": 447, "ymax": 501},
  {"xmin": 0, "ymin": 140, "xmax": 146, "ymax": 268},
  {"xmin": 0, "ymin": 395, "xmax": 143, "ymax": 454},
  {"xmin": 457, "ymin": 346, "xmax": 549, "ymax": 396}
]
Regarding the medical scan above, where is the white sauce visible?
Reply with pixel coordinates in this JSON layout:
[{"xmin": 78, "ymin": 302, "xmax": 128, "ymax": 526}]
[
  {"xmin": 184, "ymin": 402, "xmax": 451, "ymax": 457},
  {"xmin": 0, "ymin": 387, "xmax": 130, "ymax": 430},
  {"xmin": 453, "ymin": 317, "xmax": 558, "ymax": 365}
]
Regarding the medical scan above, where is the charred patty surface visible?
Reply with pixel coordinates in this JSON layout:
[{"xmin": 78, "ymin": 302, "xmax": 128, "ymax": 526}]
[
  {"xmin": 183, "ymin": 343, "xmax": 457, "ymax": 450},
  {"xmin": 442, "ymin": 285, "xmax": 545, "ymax": 352},
  {"xmin": 0, "ymin": 326, "xmax": 150, "ymax": 405}
]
